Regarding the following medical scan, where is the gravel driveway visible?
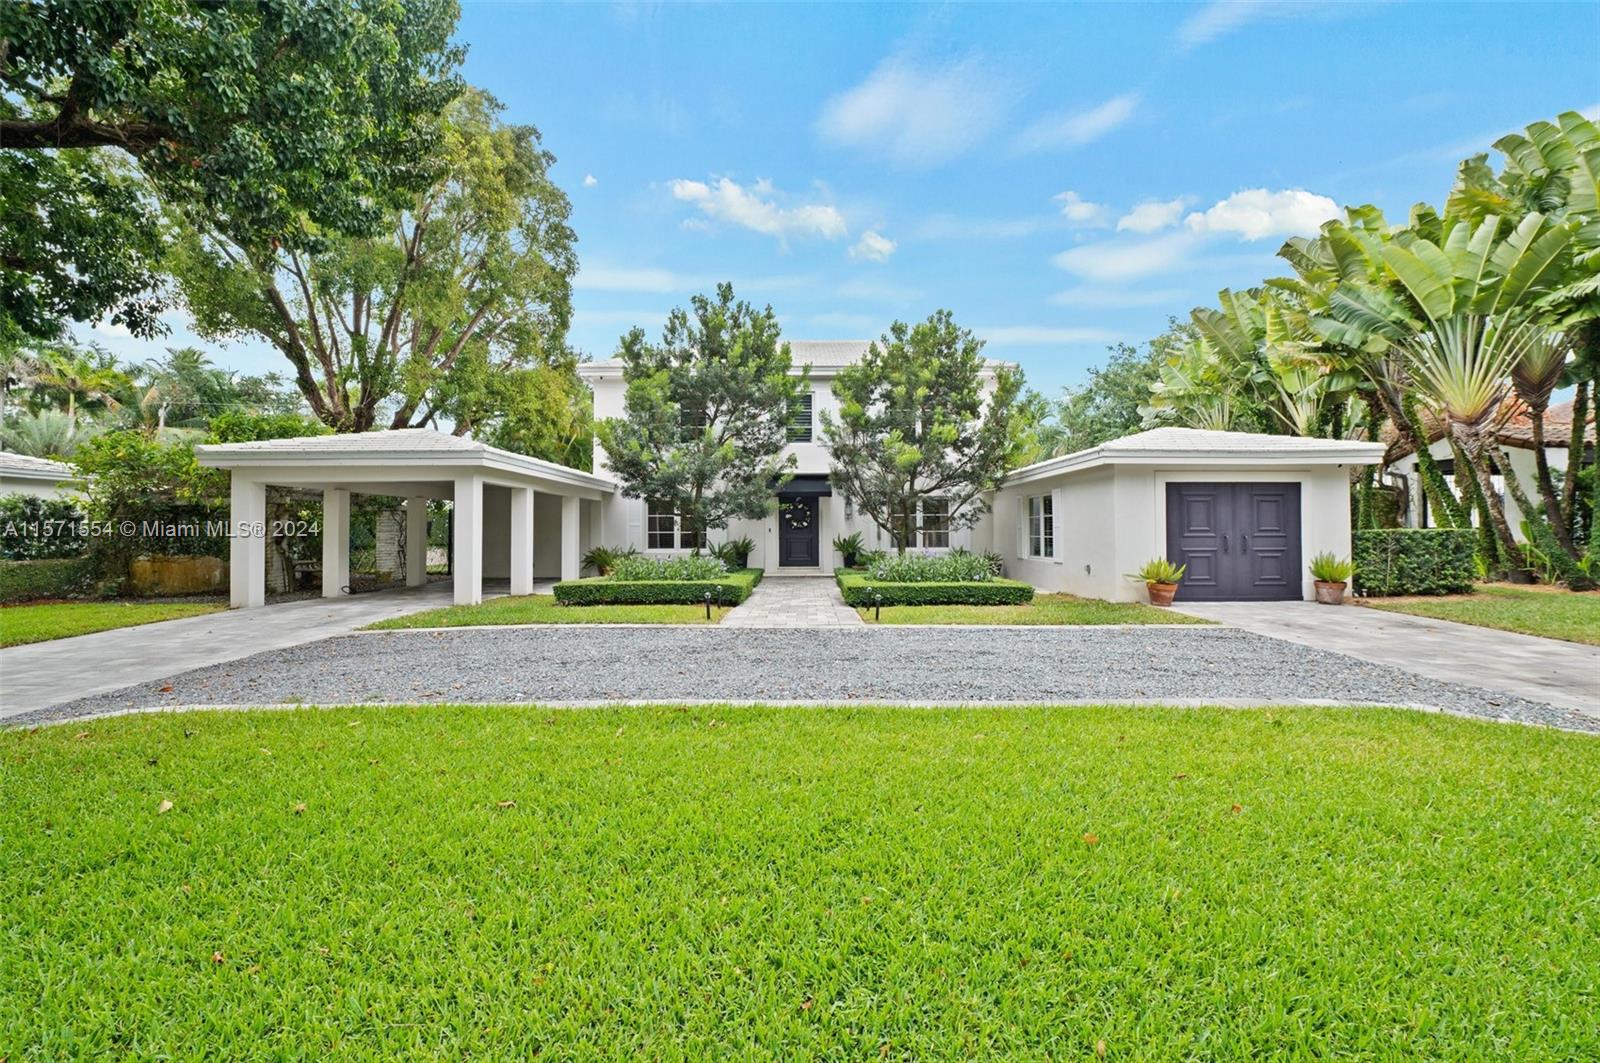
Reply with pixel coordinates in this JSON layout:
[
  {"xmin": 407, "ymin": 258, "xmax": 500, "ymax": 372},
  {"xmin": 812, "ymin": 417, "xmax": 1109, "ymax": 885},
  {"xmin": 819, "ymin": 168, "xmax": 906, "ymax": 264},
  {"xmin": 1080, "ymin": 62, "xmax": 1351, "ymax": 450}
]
[{"xmin": 10, "ymin": 626, "xmax": 1595, "ymax": 732}]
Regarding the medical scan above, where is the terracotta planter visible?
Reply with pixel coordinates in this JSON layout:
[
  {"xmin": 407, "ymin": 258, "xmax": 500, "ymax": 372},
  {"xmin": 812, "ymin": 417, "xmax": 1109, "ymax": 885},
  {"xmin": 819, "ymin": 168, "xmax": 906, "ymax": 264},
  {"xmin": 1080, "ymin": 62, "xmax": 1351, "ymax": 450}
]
[
  {"xmin": 1314, "ymin": 579, "xmax": 1347, "ymax": 605},
  {"xmin": 1146, "ymin": 580, "xmax": 1178, "ymax": 607}
]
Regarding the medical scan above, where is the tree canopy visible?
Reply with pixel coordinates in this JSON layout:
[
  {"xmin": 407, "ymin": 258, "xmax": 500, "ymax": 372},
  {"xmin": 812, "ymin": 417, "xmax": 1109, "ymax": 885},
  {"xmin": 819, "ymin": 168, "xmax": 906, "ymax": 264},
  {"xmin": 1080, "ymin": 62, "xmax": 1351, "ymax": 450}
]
[
  {"xmin": 822, "ymin": 312, "xmax": 1023, "ymax": 552},
  {"xmin": 596, "ymin": 285, "xmax": 806, "ymax": 542}
]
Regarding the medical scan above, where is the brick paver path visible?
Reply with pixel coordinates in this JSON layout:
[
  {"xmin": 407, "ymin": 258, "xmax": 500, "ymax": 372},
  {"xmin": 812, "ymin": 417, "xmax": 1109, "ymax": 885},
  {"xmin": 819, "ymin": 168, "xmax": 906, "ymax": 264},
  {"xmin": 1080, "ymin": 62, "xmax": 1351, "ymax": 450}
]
[{"xmin": 721, "ymin": 575, "xmax": 864, "ymax": 628}]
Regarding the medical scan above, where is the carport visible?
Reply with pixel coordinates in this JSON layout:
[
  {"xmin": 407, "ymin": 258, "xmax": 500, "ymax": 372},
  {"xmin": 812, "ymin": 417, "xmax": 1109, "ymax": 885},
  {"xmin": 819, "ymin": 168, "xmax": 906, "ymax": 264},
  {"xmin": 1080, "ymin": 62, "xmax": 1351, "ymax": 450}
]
[{"xmin": 196, "ymin": 429, "xmax": 616, "ymax": 608}]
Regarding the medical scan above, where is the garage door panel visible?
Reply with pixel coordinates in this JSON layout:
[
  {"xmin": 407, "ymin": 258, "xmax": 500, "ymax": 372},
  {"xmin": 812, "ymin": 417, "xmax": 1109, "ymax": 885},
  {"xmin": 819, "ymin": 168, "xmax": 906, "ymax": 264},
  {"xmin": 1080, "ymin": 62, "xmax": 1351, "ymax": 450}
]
[{"xmin": 1167, "ymin": 482, "xmax": 1302, "ymax": 601}]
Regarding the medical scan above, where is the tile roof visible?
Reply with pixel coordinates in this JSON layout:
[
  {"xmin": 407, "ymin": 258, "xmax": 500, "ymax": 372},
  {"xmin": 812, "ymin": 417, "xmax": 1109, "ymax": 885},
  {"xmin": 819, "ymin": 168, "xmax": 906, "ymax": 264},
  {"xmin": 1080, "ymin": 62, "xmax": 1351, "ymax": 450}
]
[
  {"xmin": 1381, "ymin": 397, "xmax": 1595, "ymax": 458},
  {"xmin": 1005, "ymin": 426, "xmax": 1387, "ymax": 485},
  {"xmin": 195, "ymin": 428, "xmax": 485, "ymax": 454}
]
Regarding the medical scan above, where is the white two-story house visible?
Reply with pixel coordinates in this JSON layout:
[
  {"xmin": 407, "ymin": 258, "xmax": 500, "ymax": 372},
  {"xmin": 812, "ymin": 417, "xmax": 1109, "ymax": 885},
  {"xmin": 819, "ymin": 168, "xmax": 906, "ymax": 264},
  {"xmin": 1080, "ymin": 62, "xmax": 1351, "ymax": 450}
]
[{"xmin": 578, "ymin": 340, "xmax": 1012, "ymax": 573}]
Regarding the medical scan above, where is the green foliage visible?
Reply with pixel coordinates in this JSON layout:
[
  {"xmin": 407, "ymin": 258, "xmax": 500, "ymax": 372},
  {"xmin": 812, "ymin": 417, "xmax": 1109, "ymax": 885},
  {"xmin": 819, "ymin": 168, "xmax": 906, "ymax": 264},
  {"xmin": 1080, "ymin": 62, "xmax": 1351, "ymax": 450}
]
[
  {"xmin": 865, "ymin": 551, "xmax": 999, "ymax": 584},
  {"xmin": 1129, "ymin": 558, "xmax": 1187, "ymax": 584},
  {"xmin": 1352, "ymin": 529, "xmax": 1477, "ymax": 596},
  {"xmin": 832, "ymin": 532, "xmax": 865, "ymax": 566},
  {"xmin": 1051, "ymin": 335, "xmax": 1180, "ymax": 453},
  {"xmin": 822, "ymin": 311, "xmax": 1024, "ymax": 551},
  {"xmin": 205, "ymin": 411, "xmax": 328, "ymax": 445},
  {"xmin": 0, "ymin": 556, "xmax": 94, "ymax": 603},
  {"xmin": 173, "ymin": 86, "xmax": 575, "ymax": 435},
  {"xmin": 711, "ymin": 537, "xmax": 755, "ymax": 569},
  {"xmin": 580, "ymin": 545, "xmax": 636, "ymax": 577},
  {"xmin": 0, "ymin": 409, "xmax": 98, "ymax": 457},
  {"xmin": 597, "ymin": 284, "xmax": 806, "ymax": 538},
  {"xmin": 1308, "ymin": 552, "xmax": 1355, "ymax": 583},
  {"xmin": 836, "ymin": 570, "xmax": 1034, "ymax": 606},
  {"xmin": 553, "ymin": 568, "xmax": 762, "ymax": 606},
  {"xmin": 0, "ymin": 494, "xmax": 85, "ymax": 560},
  {"xmin": 364, "ymin": 596, "xmax": 729, "ymax": 629},
  {"xmin": 864, "ymin": 594, "xmax": 1213, "ymax": 626},
  {"xmin": 611, "ymin": 553, "xmax": 728, "ymax": 582},
  {"xmin": 0, "ymin": 150, "xmax": 168, "ymax": 340}
]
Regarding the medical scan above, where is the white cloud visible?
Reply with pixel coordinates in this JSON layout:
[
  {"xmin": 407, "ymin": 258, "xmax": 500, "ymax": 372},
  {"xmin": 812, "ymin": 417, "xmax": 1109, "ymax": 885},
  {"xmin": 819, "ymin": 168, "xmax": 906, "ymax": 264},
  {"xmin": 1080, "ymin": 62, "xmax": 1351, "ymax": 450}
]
[
  {"xmin": 574, "ymin": 266, "xmax": 688, "ymax": 293},
  {"xmin": 1183, "ymin": 188, "xmax": 1339, "ymax": 240},
  {"xmin": 1052, "ymin": 231, "xmax": 1202, "ymax": 282},
  {"xmin": 582, "ymin": 173, "xmax": 599, "ymax": 188},
  {"xmin": 976, "ymin": 326, "xmax": 1123, "ymax": 345},
  {"xmin": 1049, "ymin": 286, "xmax": 1191, "ymax": 309},
  {"xmin": 1176, "ymin": 1, "xmax": 1269, "ymax": 49},
  {"xmin": 1053, "ymin": 191, "xmax": 1109, "ymax": 226},
  {"xmin": 670, "ymin": 177, "xmax": 847, "ymax": 242},
  {"xmin": 1117, "ymin": 197, "xmax": 1192, "ymax": 233},
  {"xmin": 816, "ymin": 56, "xmax": 1012, "ymax": 166},
  {"xmin": 1014, "ymin": 93, "xmax": 1139, "ymax": 153},
  {"xmin": 849, "ymin": 230, "xmax": 897, "ymax": 263}
]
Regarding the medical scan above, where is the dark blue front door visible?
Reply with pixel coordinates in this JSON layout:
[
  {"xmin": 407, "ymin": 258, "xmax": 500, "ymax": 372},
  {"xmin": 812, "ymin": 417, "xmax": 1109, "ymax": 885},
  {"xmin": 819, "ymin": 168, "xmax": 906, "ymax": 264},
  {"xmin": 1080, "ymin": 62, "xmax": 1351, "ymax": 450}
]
[{"xmin": 779, "ymin": 497, "xmax": 819, "ymax": 567}]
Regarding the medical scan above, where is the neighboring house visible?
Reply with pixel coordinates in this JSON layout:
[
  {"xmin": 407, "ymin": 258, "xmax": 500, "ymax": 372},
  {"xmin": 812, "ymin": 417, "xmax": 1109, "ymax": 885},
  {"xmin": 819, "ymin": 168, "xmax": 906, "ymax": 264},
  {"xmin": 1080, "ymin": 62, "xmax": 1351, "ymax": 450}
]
[
  {"xmin": 0, "ymin": 452, "xmax": 77, "ymax": 499},
  {"xmin": 1386, "ymin": 398, "xmax": 1595, "ymax": 540},
  {"xmin": 197, "ymin": 344, "xmax": 1387, "ymax": 607},
  {"xmin": 580, "ymin": 340, "xmax": 1012, "ymax": 573}
]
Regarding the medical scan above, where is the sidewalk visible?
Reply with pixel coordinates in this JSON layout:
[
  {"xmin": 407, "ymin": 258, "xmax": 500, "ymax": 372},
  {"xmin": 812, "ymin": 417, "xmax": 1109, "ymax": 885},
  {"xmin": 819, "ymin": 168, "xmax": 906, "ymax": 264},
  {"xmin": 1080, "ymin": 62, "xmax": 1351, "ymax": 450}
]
[
  {"xmin": 1, "ymin": 583, "xmax": 455, "ymax": 718},
  {"xmin": 722, "ymin": 575, "xmax": 864, "ymax": 628}
]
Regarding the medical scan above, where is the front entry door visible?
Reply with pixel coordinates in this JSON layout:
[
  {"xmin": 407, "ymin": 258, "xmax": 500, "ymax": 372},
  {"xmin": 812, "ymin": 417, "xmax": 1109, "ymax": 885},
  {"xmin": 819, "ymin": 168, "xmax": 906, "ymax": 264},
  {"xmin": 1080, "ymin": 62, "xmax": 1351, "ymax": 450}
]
[
  {"xmin": 778, "ymin": 496, "xmax": 820, "ymax": 567},
  {"xmin": 1165, "ymin": 482, "xmax": 1301, "ymax": 600}
]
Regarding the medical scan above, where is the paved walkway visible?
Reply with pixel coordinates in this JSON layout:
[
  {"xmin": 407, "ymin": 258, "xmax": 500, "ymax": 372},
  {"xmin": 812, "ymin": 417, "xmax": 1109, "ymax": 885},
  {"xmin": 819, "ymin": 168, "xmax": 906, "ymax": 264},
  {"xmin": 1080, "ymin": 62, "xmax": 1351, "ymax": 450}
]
[
  {"xmin": 722, "ymin": 575, "xmax": 864, "ymax": 628},
  {"xmin": 0, "ymin": 583, "xmax": 459, "ymax": 718},
  {"xmin": 1171, "ymin": 599, "xmax": 1600, "ymax": 720}
]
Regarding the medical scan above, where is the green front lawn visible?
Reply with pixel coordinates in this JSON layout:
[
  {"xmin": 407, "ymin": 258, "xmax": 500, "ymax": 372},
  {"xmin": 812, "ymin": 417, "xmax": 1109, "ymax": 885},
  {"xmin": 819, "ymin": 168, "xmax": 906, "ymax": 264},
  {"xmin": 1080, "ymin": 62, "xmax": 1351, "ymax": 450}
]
[
  {"xmin": 364, "ymin": 593, "xmax": 731, "ymax": 629},
  {"xmin": 1360, "ymin": 582, "xmax": 1600, "ymax": 645},
  {"xmin": 0, "ymin": 600, "xmax": 224, "ymax": 647},
  {"xmin": 861, "ymin": 592, "xmax": 1213, "ymax": 625},
  {"xmin": 5, "ymin": 705, "xmax": 1596, "ymax": 1057}
]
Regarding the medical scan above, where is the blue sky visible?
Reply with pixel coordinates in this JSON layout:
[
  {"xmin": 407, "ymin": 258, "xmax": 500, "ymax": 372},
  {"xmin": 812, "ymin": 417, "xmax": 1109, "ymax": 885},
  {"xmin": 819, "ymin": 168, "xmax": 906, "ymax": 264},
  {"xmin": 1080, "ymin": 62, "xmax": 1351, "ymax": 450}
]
[{"xmin": 91, "ymin": 1, "xmax": 1600, "ymax": 397}]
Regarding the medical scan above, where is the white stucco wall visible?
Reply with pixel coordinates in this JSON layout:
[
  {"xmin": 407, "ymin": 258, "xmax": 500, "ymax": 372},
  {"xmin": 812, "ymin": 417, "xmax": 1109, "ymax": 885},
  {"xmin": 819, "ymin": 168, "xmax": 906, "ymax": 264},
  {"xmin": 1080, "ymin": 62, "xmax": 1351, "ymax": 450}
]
[
  {"xmin": 995, "ymin": 463, "xmax": 1354, "ymax": 602},
  {"xmin": 0, "ymin": 475, "xmax": 75, "ymax": 499},
  {"xmin": 1392, "ymin": 441, "xmax": 1560, "ymax": 541}
]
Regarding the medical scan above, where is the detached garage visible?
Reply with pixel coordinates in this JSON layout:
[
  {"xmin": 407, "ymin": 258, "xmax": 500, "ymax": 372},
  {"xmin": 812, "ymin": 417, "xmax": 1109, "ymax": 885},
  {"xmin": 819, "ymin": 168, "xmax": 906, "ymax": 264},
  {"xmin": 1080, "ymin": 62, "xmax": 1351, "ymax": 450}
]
[{"xmin": 991, "ymin": 428, "xmax": 1387, "ymax": 603}]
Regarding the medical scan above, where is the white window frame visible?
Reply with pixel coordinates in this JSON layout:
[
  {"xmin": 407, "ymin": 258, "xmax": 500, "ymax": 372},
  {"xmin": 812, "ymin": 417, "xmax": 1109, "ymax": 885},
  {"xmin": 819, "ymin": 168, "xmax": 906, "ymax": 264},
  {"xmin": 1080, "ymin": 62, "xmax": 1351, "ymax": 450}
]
[
  {"xmin": 1026, "ymin": 493, "xmax": 1054, "ymax": 559},
  {"xmin": 919, "ymin": 497, "xmax": 951, "ymax": 549},
  {"xmin": 646, "ymin": 499, "xmax": 704, "ymax": 551}
]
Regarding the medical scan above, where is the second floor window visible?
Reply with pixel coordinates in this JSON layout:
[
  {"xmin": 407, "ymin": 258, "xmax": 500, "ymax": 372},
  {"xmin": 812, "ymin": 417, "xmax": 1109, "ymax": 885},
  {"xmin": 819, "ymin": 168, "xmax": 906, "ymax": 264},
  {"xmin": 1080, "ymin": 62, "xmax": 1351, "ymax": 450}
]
[
  {"xmin": 920, "ymin": 497, "xmax": 950, "ymax": 548},
  {"xmin": 787, "ymin": 393, "xmax": 813, "ymax": 443},
  {"xmin": 647, "ymin": 499, "xmax": 705, "ymax": 550}
]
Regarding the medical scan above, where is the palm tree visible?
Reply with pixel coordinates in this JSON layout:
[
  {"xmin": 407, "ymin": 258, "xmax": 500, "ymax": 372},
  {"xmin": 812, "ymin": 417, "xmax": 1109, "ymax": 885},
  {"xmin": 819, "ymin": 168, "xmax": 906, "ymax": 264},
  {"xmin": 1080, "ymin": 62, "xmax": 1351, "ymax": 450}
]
[
  {"xmin": 0, "ymin": 408, "xmax": 100, "ymax": 457},
  {"xmin": 0, "ymin": 344, "xmax": 48, "ymax": 436},
  {"xmin": 36, "ymin": 348, "xmax": 129, "ymax": 427}
]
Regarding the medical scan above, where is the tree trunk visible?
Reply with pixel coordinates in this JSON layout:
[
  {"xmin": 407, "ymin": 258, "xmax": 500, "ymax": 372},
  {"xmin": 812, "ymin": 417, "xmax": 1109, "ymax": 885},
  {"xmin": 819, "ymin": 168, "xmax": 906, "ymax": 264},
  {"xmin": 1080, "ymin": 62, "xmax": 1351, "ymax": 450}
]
[
  {"xmin": 1561, "ymin": 378, "xmax": 1589, "ymax": 541},
  {"xmin": 1527, "ymin": 400, "xmax": 1579, "ymax": 557},
  {"xmin": 1455, "ymin": 423, "xmax": 1530, "ymax": 582},
  {"xmin": 1400, "ymin": 395, "xmax": 1467, "ymax": 528}
]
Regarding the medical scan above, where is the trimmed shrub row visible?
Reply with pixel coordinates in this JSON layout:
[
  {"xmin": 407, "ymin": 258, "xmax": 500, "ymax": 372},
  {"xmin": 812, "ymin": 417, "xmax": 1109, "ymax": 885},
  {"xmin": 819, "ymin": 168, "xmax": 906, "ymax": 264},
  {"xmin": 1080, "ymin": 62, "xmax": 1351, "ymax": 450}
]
[
  {"xmin": 553, "ymin": 568, "xmax": 763, "ymax": 606},
  {"xmin": 1353, "ymin": 529, "xmax": 1476, "ymax": 597},
  {"xmin": 0, "ymin": 557, "xmax": 95, "ymax": 604},
  {"xmin": 836, "ymin": 570, "xmax": 1034, "ymax": 607}
]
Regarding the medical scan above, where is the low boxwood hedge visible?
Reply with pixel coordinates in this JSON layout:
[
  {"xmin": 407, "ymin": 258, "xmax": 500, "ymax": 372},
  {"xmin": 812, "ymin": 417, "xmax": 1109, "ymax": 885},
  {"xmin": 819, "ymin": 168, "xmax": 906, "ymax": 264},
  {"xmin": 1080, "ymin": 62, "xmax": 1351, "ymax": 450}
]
[
  {"xmin": 836, "ymin": 570, "xmax": 1034, "ymax": 607},
  {"xmin": 0, "ymin": 557, "xmax": 95, "ymax": 604},
  {"xmin": 553, "ymin": 568, "xmax": 762, "ymax": 606},
  {"xmin": 1353, "ymin": 528, "xmax": 1477, "ymax": 597}
]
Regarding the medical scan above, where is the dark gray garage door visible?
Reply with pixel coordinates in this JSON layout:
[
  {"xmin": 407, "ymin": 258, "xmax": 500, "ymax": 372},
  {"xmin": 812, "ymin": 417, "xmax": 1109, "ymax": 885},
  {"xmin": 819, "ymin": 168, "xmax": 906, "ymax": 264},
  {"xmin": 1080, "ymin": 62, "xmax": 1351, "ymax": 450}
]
[{"xmin": 1165, "ymin": 482, "xmax": 1302, "ymax": 601}]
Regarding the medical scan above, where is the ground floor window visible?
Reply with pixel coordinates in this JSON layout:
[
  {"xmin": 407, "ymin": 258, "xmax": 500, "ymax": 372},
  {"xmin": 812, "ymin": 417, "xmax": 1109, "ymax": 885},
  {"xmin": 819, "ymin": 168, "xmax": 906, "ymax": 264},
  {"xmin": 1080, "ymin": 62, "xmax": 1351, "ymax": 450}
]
[
  {"xmin": 1027, "ymin": 494, "xmax": 1054, "ymax": 558},
  {"xmin": 920, "ymin": 497, "xmax": 950, "ymax": 548},
  {"xmin": 646, "ymin": 499, "xmax": 705, "ymax": 550}
]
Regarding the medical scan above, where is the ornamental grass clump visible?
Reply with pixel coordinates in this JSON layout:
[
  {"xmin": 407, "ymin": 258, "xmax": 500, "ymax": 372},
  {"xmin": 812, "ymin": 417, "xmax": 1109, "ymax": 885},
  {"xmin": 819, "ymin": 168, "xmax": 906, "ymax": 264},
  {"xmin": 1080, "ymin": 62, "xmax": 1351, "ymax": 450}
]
[
  {"xmin": 610, "ymin": 553, "xmax": 728, "ymax": 582},
  {"xmin": 866, "ymin": 551, "xmax": 995, "ymax": 583}
]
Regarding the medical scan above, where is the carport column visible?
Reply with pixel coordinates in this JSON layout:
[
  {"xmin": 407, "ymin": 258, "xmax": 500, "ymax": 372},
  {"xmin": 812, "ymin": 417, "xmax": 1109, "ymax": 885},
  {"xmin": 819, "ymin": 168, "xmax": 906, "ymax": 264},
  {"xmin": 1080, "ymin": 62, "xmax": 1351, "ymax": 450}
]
[
  {"xmin": 322, "ymin": 488, "xmax": 350, "ymax": 598},
  {"xmin": 453, "ymin": 473, "xmax": 483, "ymax": 605},
  {"xmin": 405, "ymin": 496, "xmax": 429, "ymax": 588},
  {"xmin": 560, "ymin": 495, "xmax": 581, "ymax": 581},
  {"xmin": 229, "ymin": 475, "xmax": 267, "ymax": 609},
  {"xmin": 510, "ymin": 486, "xmax": 535, "ymax": 596}
]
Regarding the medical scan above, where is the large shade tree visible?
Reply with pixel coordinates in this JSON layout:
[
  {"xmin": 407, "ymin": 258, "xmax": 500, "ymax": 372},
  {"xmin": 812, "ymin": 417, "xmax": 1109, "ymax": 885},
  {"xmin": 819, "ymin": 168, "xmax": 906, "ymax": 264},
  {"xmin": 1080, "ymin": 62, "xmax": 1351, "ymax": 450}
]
[
  {"xmin": 596, "ymin": 285, "xmax": 807, "ymax": 544},
  {"xmin": 822, "ymin": 312, "xmax": 1024, "ymax": 552},
  {"xmin": 0, "ymin": 0, "xmax": 464, "ymax": 340},
  {"xmin": 174, "ymin": 88, "xmax": 578, "ymax": 435}
]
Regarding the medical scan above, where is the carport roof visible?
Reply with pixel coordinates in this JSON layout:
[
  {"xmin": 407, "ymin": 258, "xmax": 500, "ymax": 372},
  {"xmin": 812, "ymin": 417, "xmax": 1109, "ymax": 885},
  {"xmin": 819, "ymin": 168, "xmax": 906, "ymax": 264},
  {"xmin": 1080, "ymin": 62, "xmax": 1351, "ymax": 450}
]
[
  {"xmin": 1004, "ymin": 427, "xmax": 1387, "ymax": 486},
  {"xmin": 195, "ymin": 428, "xmax": 616, "ymax": 495}
]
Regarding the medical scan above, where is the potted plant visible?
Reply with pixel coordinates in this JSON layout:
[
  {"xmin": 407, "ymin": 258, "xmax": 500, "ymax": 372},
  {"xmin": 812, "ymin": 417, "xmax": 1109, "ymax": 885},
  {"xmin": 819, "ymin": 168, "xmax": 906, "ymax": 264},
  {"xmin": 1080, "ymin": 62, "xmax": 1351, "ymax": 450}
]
[
  {"xmin": 1127, "ymin": 558, "xmax": 1186, "ymax": 606},
  {"xmin": 1309, "ymin": 552, "xmax": 1354, "ymax": 605},
  {"xmin": 833, "ymin": 532, "xmax": 865, "ymax": 568}
]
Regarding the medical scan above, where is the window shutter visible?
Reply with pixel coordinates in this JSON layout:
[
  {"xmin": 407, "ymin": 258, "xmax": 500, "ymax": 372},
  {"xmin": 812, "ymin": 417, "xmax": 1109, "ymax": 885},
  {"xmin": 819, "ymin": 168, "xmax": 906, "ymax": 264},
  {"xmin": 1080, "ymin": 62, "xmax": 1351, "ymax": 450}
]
[
  {"xmin": 1016, "ymin": 496, "xmax": 1028, "ymax": 557},
  {"xmin": 626, "ymin": 498, "xmax": 643, "ymax": 550}
]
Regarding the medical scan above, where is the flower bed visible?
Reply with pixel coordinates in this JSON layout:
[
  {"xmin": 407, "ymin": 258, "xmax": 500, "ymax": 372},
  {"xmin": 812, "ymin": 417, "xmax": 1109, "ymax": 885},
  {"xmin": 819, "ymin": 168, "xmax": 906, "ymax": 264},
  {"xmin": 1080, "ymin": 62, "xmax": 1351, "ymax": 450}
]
[
  {"xmin": 836, "ymin": 569, "xmax": 1034, "ymax": 607},
  {"xmin": 554, "ymin": 568, "xmax": 762, "ymax": 606}
]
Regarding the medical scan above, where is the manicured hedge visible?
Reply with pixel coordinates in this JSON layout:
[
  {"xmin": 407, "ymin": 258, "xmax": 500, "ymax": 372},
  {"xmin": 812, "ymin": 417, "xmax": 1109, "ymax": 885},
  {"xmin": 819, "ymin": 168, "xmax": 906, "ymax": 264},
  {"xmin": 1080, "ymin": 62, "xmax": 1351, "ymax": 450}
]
[
  {"xmin": 1353, "ymin": 529, "xmax": 1476, "ymax": 597},
  {"xmin": 836, "ymin": 570, "xmax": 1035, "ymax": 607},
  {"xmin": 554, "ymin": 568, "xmax": 762, "ymax": 606},
  {"xmin": 0, "ymin": 557, "xmax": 95, "ymax": 604}
]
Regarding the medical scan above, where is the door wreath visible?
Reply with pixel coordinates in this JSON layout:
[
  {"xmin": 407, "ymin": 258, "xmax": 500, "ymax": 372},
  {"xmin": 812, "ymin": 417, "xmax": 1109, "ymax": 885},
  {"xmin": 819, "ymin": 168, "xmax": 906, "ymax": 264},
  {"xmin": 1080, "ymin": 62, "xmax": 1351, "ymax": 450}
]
[{"xmin": 782, "ymin": 501, "xmax": 813, "ymax": 530}]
